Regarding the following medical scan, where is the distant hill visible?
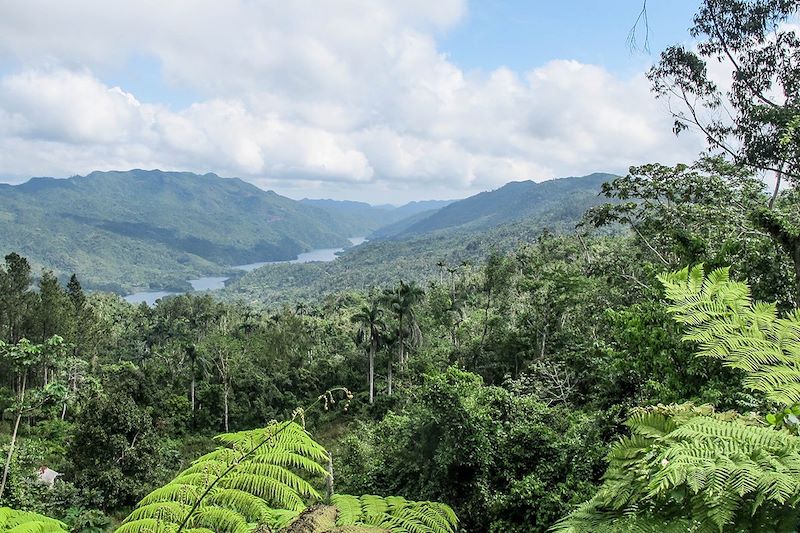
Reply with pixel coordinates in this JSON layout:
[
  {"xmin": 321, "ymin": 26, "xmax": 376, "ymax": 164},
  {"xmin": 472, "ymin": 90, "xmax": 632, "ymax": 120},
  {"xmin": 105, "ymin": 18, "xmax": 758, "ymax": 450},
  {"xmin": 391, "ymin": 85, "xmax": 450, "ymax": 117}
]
[
  {"xmin": 0, "ymin": 170, "xmax": 358, "ymax": 292},
  {"xmin": 394, "ymin": 173, "xmax": 614, "ymax": 237},
  {"xmin": 300, "ymin": 198, "xmax": 454, "ymax": 236},
  {"xmin": 368, "ymin": 208, "xmax": 442, "ymax": 239},
  {"xmin": 222, "ymin": 173, "xmax": 617, "ymax": 306}
]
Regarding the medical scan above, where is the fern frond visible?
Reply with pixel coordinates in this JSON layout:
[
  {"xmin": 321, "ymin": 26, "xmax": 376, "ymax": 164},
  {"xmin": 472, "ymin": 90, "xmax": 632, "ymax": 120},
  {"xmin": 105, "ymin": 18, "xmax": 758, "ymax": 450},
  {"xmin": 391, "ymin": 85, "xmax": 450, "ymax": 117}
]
[
  {"xmin": 118, "ymin": 423, "xmax": 457, "ymax": 533},
  {"xmin": 332, "ymin": 495, "xmax": 457, "ymax": 533},
  {"xmin": 0, "ymin": 509, "xmax": 69, "ymax": 533},
  {"xmin": 658, "ymin": 265, "xmax": 800, "ymax": 406}
]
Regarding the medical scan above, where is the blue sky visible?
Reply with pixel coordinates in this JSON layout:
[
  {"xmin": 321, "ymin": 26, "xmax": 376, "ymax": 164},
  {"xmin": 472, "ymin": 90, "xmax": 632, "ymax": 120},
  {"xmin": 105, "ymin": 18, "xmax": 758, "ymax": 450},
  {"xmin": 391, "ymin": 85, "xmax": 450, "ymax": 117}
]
[
  {"xmin": 441, "ymin": 1, "xmax": 702, "ymax": 75},
  {"xmin": 0, "ymin": 1, "xmax": 707, "ymax": 202}
]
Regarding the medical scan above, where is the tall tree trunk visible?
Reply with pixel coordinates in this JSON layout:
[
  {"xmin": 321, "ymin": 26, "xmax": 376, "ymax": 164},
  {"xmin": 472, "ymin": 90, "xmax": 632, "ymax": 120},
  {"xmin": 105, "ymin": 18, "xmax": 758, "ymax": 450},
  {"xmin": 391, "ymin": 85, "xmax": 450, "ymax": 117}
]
[
  {"xmin": 387, "ymin": 357, "xmax": 393, "ymax": 396},
  {"xmin": 368, "ymin": 338, "xmax": 375, "ymax": 404},
  {"xmin": 191, "ymin": 375, "xmax": 196, "ymax": 412},
  {"xmin": 769, "ymin": 164, "xmax": 784, "ymax": 209},
  {"xmin": 325, "ymin": 452, "xmax": 334, "ymax": 502},
  {"xmin": 223, "ymin": 380, "xmax": 229, "ymax": 432},
  {"xmin": 398, "ymin": 316, "xmax": 405, "ymax": 368},
  {"xmin": 0, "ymin": 373, "xmax": 26, "ymax": 501}
]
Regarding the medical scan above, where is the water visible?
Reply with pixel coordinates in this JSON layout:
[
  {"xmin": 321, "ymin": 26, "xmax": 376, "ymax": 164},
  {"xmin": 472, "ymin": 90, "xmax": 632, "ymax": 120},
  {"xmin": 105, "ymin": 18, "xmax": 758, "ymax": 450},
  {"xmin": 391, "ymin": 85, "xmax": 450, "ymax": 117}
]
[
  {"xmin": 124, "ymin": 290, "xmax": 179, "ymax": 305},
  {"xmin": 235, "ymin": 237, "xmax": 367, "ymax": 272},
  {"xmin": 124, "ymin": 237, "xmax": 366, "ymax": 305},
  {"xmin": 188, "ymin": 276, "xmax": 229, "ymax": 291}
]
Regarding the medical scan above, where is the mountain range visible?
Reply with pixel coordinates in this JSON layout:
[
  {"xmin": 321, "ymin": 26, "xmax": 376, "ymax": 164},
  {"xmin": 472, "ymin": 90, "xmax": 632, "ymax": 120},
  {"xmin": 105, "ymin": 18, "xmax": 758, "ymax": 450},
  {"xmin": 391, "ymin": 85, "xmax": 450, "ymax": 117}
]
[
  {"xmin": 0, "ymin": 170, "xmax": 615, "ymax": 295},
  {"xmin": 221, "ymin": 173, "xmax": 617, "ymax": 305}
]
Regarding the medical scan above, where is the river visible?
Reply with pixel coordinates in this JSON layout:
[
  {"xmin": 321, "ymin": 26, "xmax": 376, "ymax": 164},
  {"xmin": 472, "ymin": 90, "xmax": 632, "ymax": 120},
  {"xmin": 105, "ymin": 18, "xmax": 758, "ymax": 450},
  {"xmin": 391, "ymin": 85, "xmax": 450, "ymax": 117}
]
[{"xmin": 124, "ymin": 237, "xmax": 366, "ymax": 305}]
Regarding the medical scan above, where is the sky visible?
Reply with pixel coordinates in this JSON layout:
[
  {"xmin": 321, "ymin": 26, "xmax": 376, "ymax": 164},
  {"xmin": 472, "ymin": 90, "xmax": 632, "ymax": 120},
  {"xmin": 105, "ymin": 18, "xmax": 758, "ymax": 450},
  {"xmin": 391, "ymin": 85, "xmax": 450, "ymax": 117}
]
[{"xmin": 0, "ymin": 1, "xmax": 708, "ymax": 203}]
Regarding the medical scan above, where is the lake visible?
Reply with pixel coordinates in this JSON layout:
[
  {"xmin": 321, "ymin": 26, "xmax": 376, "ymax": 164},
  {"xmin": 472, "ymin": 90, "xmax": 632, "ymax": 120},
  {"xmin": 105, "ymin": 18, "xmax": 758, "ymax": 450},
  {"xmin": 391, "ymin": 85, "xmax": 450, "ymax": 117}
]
[{"xmin": 124, "ymin": 237, "xmax": 366, "ymax": 305}]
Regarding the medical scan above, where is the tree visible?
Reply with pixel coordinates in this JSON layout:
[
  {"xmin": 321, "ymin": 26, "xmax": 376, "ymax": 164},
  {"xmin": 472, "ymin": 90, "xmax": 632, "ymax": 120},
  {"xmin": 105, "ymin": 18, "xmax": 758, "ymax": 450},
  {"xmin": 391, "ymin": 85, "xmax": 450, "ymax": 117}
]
[
  {"xmin": 66, "ymin": 274, "xmax": 86, "ymax": 311},
  {"xmin": 199, "ymin": 331, "xmax": 242, "ymax": 432},
  {"xmin": 555, "ymin": 265, "xmax": 800, "ymax": 531},
  {"xmin": 382, "ymin": 281, "xmax": 424, "ymax": 373},
  {"xmin": 351, "ymin": 300, "xmax": 386, "ymax": 404},
  {"xmin": 649, "ymin": 0, "xmax": 800, "ymax": 303},
  {"xmin": 650, "ymin": 0, "xmax": 799, "ymax": 183},
  {"xmin": 0, "ymin": 336, "xmax": 65, "ymax": 502},
  {"xmin": 68, "ymin": 386, "xmax": 178, "ymax": 510},
  {"xmin": 0, "ymin": 254, "xmax": 33, "ymax": 343},
  {"xmin": 585, "ymin": 158, "xmax": 797, "ymax": 307}
]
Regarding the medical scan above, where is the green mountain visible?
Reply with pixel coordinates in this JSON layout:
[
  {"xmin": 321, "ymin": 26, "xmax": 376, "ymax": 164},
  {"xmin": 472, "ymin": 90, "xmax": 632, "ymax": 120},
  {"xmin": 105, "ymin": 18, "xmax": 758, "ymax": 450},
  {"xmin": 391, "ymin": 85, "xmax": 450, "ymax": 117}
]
[
  {"xmin": 299, "ymin": 198, "xmax": 453, "ymax": 236},
  {"xmin": 0, "ymin": 170, "xmax": 357, "ymax": 293},
  {"xmin": 222, "ymin": 173, "xmax": 616, "ymax": 306},
  {"xmin": 368, "ymin": 208, "xmax": 442, "ymax": 239},
  {"xmin": 394, "ymin": 173, "xmax": 614, "ymax": 237}
]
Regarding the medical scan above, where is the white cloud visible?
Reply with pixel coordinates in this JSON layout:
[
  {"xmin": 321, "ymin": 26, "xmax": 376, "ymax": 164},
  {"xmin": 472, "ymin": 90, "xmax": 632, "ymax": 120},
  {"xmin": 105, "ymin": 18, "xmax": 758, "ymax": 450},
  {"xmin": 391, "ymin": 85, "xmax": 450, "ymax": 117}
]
[{"xmin": 0, "ymin": 0, "xmax": 704, "ymax": 201}]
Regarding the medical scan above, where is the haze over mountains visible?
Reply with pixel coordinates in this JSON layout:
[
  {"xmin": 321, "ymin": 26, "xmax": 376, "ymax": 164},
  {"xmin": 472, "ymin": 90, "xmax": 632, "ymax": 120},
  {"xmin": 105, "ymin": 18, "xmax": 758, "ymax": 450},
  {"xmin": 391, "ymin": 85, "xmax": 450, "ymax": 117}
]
[{"xmin": 0, "ymin": 169, "xmax": 615, "ymax": 296}]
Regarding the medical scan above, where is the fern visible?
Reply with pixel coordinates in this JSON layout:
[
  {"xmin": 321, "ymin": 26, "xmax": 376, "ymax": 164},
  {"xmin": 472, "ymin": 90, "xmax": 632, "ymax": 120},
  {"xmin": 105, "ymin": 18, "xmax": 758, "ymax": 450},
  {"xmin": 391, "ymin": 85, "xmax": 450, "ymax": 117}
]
[
  {"xmin": 554, "ymin": 267, "xmax": 800, "ymax": 532},
  {"xmin": 659, "ymin": 264, "xmax": 800, "ymax": 406},
  {"xmin": 0, "ymin": 508, "xmax": 69, "ymax": 533},
  {"xmin": 117, "ymin": 422, "xmax": 457, "ymax": 533},
  {"xmin": 331, "ymin": 495, "xmax": 457, "ymax": 533}
]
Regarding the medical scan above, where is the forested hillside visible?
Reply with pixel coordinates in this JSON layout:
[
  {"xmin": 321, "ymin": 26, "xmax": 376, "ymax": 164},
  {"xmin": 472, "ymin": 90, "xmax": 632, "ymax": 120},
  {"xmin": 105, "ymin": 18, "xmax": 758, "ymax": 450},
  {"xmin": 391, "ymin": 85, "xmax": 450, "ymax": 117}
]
[
  {"xmin": 0, "ymin": 171, "xmax": 357, "ymax": 294},
  {"xmin": 1, "ymin": 1, "xmax": 800, "ymax": 533},
  {"xmin": 222, "ymin": 173, "xmax": 614, "ymax": 306},
  {"xmin": 393, "ymin": 173, "xmax": 614, "ymax": 237},
  {"xmin": 300, "ymin": 199, "xmax": 454, "ymax": 237}
]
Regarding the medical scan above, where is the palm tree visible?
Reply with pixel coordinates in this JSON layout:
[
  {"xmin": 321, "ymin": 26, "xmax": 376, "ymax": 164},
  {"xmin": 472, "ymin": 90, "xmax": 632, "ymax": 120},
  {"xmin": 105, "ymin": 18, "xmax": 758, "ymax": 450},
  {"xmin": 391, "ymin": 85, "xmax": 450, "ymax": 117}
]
[
  {"xmin": 383, "ymin": 281, "xmax": 424, "ymax": 372},
  {"xmin": 351, "ymin": 300, "xmax": 385, "ymax": 404}
]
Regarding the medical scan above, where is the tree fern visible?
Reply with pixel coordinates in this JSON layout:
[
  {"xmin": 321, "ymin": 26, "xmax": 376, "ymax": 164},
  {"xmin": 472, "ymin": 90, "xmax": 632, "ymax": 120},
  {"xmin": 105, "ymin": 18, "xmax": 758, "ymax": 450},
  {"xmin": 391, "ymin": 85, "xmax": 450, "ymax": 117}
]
[
  {"xmin": 554, "ymin": 266, "xmax": 800, "ymax": 532},
  {"xmin": 0, "ymin": 508, "xmax": 69, "ymax": 533},
  {"xmin": 659, "ymin": 264, "xmax": 800, "ymax": 406},
  {"xmin": 117, "ymin": 421, "xmax": 457, "ymax": 533}
]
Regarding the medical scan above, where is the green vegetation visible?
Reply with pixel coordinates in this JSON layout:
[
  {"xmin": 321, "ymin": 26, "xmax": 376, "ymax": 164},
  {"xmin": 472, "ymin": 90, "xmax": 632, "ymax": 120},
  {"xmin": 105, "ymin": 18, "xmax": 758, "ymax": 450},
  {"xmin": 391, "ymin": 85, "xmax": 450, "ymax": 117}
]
[
  {"xmin": 299, "ymin": 199, "xmax": 453, "ymax": 237},
  {"xmin": 118, "ymin": 419, "xmax": 457, "ymax": 533},
  {"xmin": 1, "ymin": 1, "xmax": 799, "ymax": 532},
  {"xmin": 393, "ymin": 173, "xmax": 613, "ymax": 237},
  {"xmin": 0, "ymin": 170, "xmax": 358, "ymax": 294},
  {"xmin": 222, "ymin": 173, "xmax": 614, "ymax": 306}
]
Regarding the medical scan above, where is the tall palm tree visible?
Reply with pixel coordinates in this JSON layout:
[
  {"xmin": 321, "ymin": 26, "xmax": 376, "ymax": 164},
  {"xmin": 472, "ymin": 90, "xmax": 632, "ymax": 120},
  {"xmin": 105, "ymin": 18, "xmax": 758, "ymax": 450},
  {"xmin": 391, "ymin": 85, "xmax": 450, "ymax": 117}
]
[
  {"xmin": 351, "ymin": 300, "xmax": 385, "ymax": 404},
  {"xmin": 383, "ymin": 280, "xmax": 424, "ymax": 372}
]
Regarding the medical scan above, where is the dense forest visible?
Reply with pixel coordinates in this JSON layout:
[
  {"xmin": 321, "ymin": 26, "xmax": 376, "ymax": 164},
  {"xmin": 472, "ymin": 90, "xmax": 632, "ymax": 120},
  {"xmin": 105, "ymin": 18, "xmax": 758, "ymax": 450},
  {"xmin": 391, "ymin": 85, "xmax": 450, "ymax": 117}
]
[{"xmin": 2, "ymin": 1, "xmax": 800, "ymax": 532}]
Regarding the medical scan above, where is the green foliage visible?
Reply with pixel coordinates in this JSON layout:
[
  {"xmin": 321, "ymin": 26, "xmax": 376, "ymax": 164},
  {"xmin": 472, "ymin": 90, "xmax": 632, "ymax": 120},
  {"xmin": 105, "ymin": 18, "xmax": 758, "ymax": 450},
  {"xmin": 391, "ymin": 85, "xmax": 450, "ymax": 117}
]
[
  {"xmin": 555, "ymin": 266, "xmax": 800, "ymax": 532},
  {"xmin": 68, "ymin": 389, "xmax": 180, "ymax": 510},
  {"xmin": 334, "ymin": 368, "xmax": 607, "ymax": 532},
  {"xmin": 659, "ymin": 264, "xmax": 800, "ymax": 406},
  {"xmin": 330, "ymin": 495, "xmax": 456, "ymax": 533},
  {"xmin": 118, "ymin": 422, "xmax": 456, "ymax": 533},
  {"xmin": 0, "ymin": 507, "xmax": 68, "ymax": 533},
  {"xmin": 0, "ymin": 170, "xmax": 357, "ymax": 293}
]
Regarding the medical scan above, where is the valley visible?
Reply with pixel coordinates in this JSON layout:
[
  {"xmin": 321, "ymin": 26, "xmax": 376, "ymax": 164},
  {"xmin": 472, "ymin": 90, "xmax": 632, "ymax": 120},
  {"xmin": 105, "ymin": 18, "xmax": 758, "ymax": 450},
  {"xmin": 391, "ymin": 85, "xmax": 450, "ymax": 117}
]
[
  {"xmin": 124, "ymin": 237, "xmax": 368, "ymax": 305},
  {"xmin": 2, "ymin": 2, "xmax": 799, "ymax": 532}
]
